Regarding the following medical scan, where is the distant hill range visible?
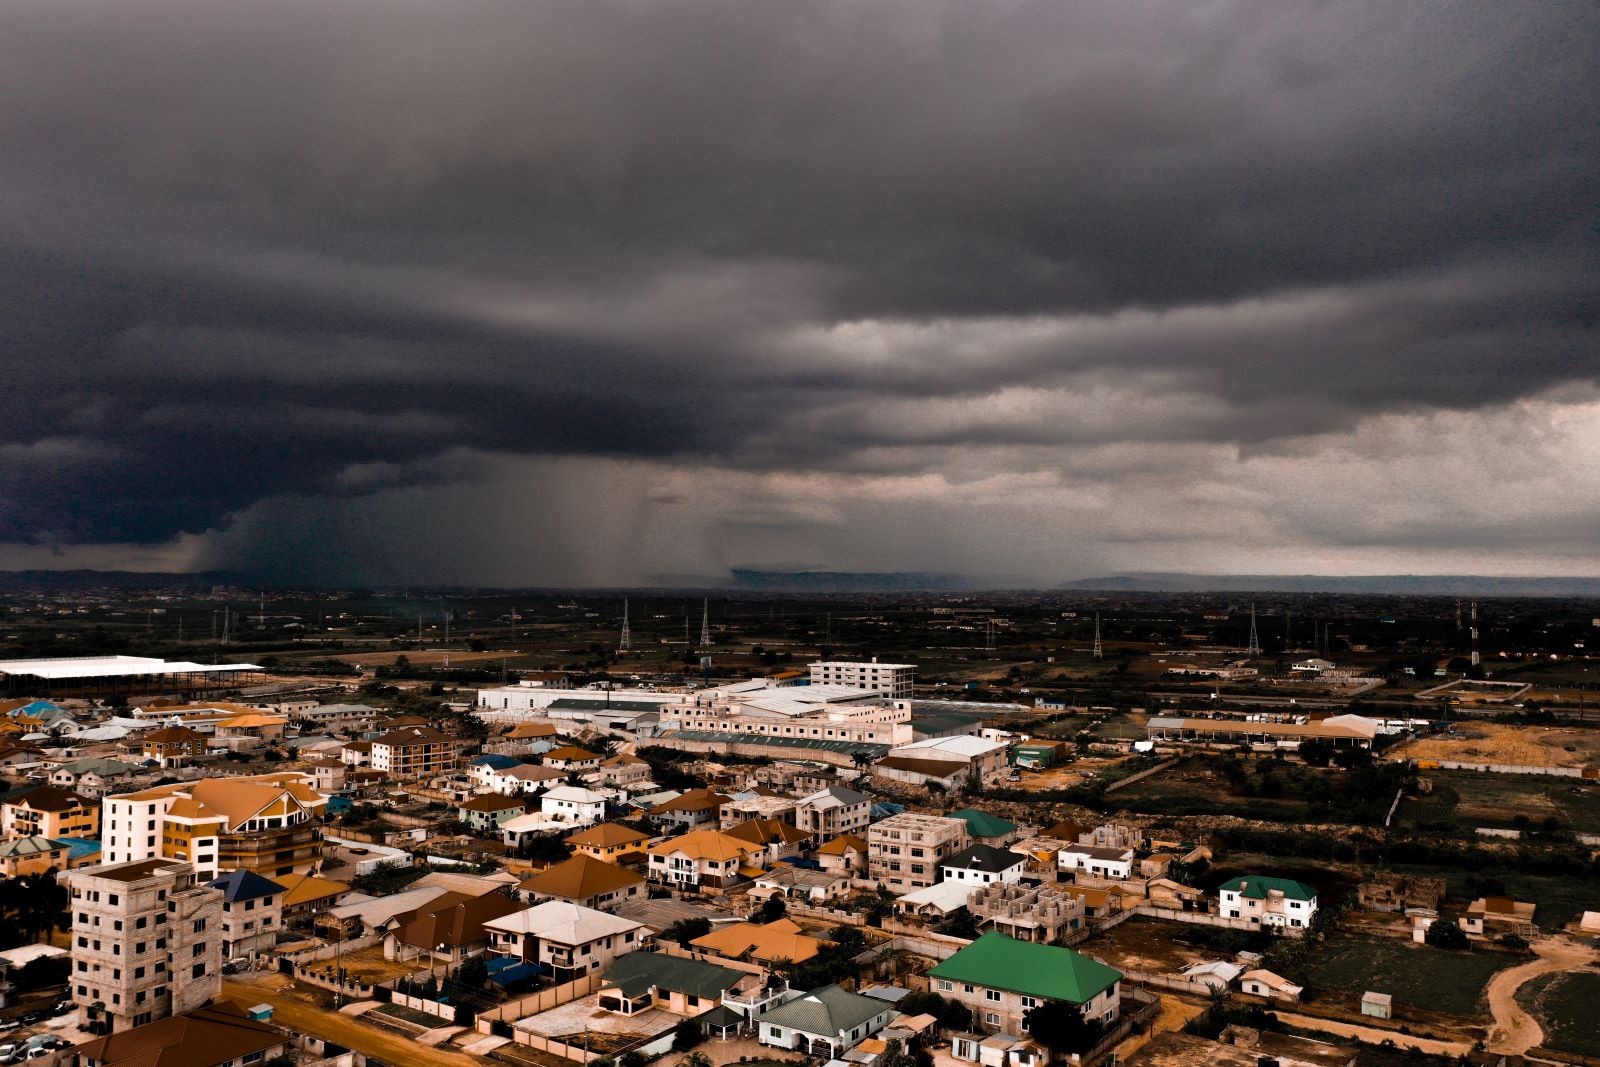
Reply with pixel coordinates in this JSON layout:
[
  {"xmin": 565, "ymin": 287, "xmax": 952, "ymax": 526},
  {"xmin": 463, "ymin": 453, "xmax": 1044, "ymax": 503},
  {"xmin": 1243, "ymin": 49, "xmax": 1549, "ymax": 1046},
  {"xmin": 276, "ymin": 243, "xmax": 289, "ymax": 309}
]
[
  {"xmin": 0, "ymin": 570, "xmax": 244, "ymax": 593},
  {"xmin": 1056, "ymin": 573, "xmax": 1600, "ymax": 596},
  {"xmin": 729, "ymin": 569, "xmax": 981, "ymax": 592}
]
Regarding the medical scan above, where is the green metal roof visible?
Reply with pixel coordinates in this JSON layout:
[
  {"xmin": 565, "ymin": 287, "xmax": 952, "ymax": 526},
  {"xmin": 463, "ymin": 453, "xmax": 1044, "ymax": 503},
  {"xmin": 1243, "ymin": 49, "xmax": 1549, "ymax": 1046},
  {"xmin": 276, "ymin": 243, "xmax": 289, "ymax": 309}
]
[
  {"xmin": 928, "ymin": 932, "xmax": 1121, "ymax": 1005},
  {"xmin": 1217, "ymin": 875, "xmax": 1316, "ymax": 901},
  {"xmin": 602, "ymin": 950, "xmax": 744, "ymax": 1000},
  {"xmin": 758, "ymin": 984, "xmax": 891, "ymax": 1037},
  {"xmin": 950, "ymin": 807, "xmax": 1016, "ymax": 839},
  {"xmin": 666, "ymin": 730, "xmax": 888, "ymax": 757}
]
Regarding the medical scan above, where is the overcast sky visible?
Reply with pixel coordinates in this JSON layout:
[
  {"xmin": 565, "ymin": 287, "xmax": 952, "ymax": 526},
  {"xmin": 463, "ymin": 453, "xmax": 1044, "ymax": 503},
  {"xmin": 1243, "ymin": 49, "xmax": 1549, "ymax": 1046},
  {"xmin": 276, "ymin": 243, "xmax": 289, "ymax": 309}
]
[{"xmin": 3, "ymin": 1, "xmax": 1597, "ymax": 585}]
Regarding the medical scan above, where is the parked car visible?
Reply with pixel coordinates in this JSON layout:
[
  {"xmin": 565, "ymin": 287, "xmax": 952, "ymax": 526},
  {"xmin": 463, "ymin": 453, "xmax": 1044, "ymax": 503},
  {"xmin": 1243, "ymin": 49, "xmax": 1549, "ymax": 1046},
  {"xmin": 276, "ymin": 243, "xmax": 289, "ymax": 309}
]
[
  {"xmin": 25, "ymin": 1048, "xmax": 51, "ymax": 1059},
  {"xmin": 0, "ymin": 1044, "xmax": 20, "ymax": 1059}
]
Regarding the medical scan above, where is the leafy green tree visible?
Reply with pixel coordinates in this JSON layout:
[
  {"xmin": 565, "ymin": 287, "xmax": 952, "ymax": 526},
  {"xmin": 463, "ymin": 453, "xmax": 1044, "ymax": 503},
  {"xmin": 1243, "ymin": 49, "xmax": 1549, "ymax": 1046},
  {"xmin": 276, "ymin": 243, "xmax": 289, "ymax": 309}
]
[
  {"xmin": 1425, "ymin": 918, "xmax": 1469, "ymax": 950},
  {"xmin": 1025, "ymin": 1000, "xmax": 1103, "ymax": 1056}
]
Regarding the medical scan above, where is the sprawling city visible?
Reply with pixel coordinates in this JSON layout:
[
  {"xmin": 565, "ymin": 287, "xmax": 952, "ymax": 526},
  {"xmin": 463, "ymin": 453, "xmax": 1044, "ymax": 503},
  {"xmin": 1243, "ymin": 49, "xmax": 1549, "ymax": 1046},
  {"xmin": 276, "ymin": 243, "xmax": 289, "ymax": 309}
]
[{"xmin": 4, "ymin": 1, "xmax": 1598, "ymax": 1067}]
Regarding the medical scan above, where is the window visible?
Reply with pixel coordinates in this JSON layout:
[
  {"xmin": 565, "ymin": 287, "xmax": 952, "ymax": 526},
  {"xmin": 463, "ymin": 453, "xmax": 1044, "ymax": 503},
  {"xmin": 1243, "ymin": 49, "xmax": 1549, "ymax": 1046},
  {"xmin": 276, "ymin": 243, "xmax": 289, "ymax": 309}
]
[
  {"xmin": 985, "ymin": 990, "xmax": 1002, "ymax": 1002},
  {"xmin": 1021, "ymin": 996, "xmax": 1038, "ymax": 1008},
  {"xmin": 192, "ymin": 963, "xmax": 206, "ymax": 979},
  {"xmin": 985, "ymin": 1012, "xmax": 1000, "ymax": 1025},
  {"xmin": 936, "ymin": 980, "xmax": 953, "ymax": 992}
]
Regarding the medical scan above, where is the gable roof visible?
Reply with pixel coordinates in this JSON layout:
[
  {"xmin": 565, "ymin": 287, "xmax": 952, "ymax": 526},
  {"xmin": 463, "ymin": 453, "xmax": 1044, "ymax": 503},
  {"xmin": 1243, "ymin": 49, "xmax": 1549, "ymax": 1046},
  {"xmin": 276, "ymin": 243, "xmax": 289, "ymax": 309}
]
[
  {"xmin": 273, "ymin": 872, "xmax": 350, "ymax": 908},
  {"xmin": 601, "ymin": 950, "xmax": 745, "ymax": 1000},
  {"xmin": 815, "ymin": 834, "xmax": 867, "ymax": 856},
  {"xmin": 724, "ymin": 818, "xmax": 810, "ymax": 848},
  {"xmin": 460, "ymin": 792, "xmax": 527, "ymax": 813},
  {"xmin": 386, "ymin": 890, "xmax": 523, "ymax": 949},
  {"xmin": 518, "ymin": 854, "xmax": 644, "ymax": 899},
  {"xmin": 928, "ymin": 932, "xmax": 1121, "ymax": 1004},
  {"xmin": 758, "ymin": 983, "xmax": 889, "ymax": 1036},
  {"xmin": 566, "ymin": 822, "xmax": 651, "ymax": 847},
  {"xmin": 690, "ymin": 918, "xmax": 823, "ymax": 964},
  {"xmin": 6, "ymin": 785, "xmax": 89, "ymax": 812},
  {"xmin": 649, "ymin": 788, "xmax": 730, "ymax": 815},
  {"xmin": 545, "ymin": 745, "xmax": 601, "ymax": 762},
  {"xmin": 484, "ymin": 899, "xmax": 642, "ymax": 945},
  {"xmin": 942, "ymin": 844, "xmax": 1025, "ymax": 873},
  {"xmin": 1218, "ymin": 875, "xmax": 1317, "ymax": 901},
  {"xmin": 950, "ymin": 808, "xmax": 1017, "ymax": 839},
  {"xmin": 800, "ymin": 785, "xmax": 871, "ymax": 808},
  {"xmin": 648, "ymin": 829, "xmax": 765, "ymax": 863},
  {"xmin": 70, "ymin": 1002, "xmax": 283, "ymax": 1067},
  {"xmin": 207, "ymin": 869, "xmax": 283, "ymax": 903},
  {"xmin": 0, "ymin": 836, "xmax": 65, "ymax": 859}
]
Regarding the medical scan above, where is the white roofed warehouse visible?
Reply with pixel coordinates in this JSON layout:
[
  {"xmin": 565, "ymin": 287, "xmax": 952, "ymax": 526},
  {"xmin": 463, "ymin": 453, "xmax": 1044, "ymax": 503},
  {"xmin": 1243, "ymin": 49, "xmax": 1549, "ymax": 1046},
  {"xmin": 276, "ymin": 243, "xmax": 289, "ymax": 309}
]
[{"xmin": 0, "ymin": 655, "xmax": 262, "ymax": 698}]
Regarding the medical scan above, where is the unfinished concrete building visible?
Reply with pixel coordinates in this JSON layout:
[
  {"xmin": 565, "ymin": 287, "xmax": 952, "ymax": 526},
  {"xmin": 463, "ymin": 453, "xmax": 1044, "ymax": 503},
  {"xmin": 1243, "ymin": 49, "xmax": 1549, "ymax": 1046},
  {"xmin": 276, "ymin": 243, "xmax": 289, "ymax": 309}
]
[
  {"xmin": 1358, "ymin": 872, "xmax": 1446, "ymax": 914},
  {"xmin": 967, "ymin": 881, "xmax": 1086, "ymax": 943}
]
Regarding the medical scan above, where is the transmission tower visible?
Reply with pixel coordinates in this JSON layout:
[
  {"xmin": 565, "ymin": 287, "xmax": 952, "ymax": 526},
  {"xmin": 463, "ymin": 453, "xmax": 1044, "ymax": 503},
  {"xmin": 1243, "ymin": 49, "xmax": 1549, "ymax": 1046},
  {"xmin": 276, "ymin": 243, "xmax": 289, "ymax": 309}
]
[
  {"xmin": 699, "ymin": 599, "xmax": 711, "ymax": 648},
  {"xmin": 1092, "ymin": 612, "xmax": 1103, "ymax": 660},
  {"xmin": 619, "ymin": 598, "xmax": 632, "ymax": 652},
  {"xmin": 1470, "ymin": 600, "xmax": 1480, "ymax": 668},
  {"xmin": 1246, "ymin": 603, "xmax": 1262, "ymax": 657}
]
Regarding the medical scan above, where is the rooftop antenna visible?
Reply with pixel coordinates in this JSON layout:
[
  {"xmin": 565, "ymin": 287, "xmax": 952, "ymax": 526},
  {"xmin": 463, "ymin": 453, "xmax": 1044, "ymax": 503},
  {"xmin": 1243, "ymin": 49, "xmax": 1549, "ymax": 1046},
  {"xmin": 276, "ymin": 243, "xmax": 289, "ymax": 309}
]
[
  {"xmin": 700, "ymin": 599, "xmax": 711, "ymax": 648},
  {"xmin": 1246, "ymin": 603, "xmax": 1261, "ymax": 657},
  {"xmin": 619, "ymin": 598, "xmax": 632, "ymax": 652},
  {"xmin": 1092, "ymin": 612, "xmax": 1103, "ymax": 660},
  {"xmin": 1470, "ymin": 600, "xmax": 1480, "ymax": 669}
]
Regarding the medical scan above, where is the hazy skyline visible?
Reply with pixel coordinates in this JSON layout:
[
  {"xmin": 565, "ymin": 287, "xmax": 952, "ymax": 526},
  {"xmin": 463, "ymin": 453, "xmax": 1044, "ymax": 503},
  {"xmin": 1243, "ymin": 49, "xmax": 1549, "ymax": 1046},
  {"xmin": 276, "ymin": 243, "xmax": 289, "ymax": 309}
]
[{"xmin": 4, "ymin": 1, "xmax": 1597, "ymax": 585}]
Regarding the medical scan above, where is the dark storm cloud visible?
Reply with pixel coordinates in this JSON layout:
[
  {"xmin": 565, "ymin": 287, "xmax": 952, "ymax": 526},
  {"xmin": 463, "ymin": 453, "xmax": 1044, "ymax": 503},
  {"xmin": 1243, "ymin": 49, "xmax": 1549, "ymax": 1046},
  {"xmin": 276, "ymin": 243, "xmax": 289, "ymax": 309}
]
[{"xmin": 2, "ymin": 0, "xmax": 1597, "ymax": 546}]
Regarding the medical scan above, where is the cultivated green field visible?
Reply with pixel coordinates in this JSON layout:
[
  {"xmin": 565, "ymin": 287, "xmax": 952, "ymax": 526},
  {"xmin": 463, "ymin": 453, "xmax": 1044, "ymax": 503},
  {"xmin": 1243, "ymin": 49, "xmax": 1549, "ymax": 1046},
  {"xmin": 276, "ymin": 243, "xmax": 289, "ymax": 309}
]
[
  {"xmin": 1301, "ymin": 937, "xmax": 1514, "ymax": 1017},
  {"xmin": 1516, "ymin": 969, "xmax": 1600, "ymax": 1058}
]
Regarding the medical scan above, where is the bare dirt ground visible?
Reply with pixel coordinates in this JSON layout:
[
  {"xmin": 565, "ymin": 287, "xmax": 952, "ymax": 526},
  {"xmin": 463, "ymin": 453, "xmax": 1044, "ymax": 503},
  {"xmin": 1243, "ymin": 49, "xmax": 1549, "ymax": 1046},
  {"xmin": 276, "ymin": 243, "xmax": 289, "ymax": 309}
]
[
  {"xmin": 1392, "ymin": 723, "xmax": 1600, "ymax": 768},
  {"xmin": 1484, "ymin": 936, "xmax": 1600, "ymax": 1053},
  {"xmin": 221, "ymin": 975, "xmax": 490, "ymax": 1067}
]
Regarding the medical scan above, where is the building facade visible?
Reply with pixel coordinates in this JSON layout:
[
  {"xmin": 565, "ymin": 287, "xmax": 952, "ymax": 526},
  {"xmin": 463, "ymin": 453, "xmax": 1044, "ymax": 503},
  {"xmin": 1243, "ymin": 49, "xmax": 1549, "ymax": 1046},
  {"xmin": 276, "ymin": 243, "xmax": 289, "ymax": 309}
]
[
  {"xmin": 65, "ymin": 859, "xmax": 223, "ymax": 1033},
  {"xmin": 867, "ymin": 812, "xmax": 972, "ymax": 894},
  {"xmin": 809, "ymin": 660, "xmax": 915, "ymax": 698}
]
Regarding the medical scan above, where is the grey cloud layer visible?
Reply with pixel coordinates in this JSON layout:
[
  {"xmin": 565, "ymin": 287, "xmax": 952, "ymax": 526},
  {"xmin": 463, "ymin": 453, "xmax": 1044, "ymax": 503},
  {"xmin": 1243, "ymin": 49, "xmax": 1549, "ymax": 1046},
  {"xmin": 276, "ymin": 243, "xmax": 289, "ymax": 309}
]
[{"xmin": 2, "ymin": 0, "xmax": 1597, "ymax": 551}]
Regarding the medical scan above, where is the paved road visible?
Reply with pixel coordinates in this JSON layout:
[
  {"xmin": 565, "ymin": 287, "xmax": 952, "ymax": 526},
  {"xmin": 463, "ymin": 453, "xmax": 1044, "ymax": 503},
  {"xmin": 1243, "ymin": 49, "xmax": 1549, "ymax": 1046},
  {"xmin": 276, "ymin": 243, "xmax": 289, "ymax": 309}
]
[
  {"xmin": 220, "ymin": 978, "xmax": 488, "ymax": 1067},
  {"xmin": 1485, "ymin": 936, "xmax": 1599, "ymax": 1054}
]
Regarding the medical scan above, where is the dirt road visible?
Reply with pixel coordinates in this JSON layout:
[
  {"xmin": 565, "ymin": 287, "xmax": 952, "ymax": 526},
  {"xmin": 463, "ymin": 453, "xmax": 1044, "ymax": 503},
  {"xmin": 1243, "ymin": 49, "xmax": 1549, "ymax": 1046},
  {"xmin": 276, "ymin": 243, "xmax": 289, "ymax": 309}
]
[
  {"xmin": 220, "ymin": 979, "xmax": 488, "ymax": 1067},
  {"xmin": 1270, "ymin": 1011, "xmax": 1470, "ymax": 1056},
  {"xmin": 1485, "ymin": 936, "xmax": 1599, "ymax": 1053}
]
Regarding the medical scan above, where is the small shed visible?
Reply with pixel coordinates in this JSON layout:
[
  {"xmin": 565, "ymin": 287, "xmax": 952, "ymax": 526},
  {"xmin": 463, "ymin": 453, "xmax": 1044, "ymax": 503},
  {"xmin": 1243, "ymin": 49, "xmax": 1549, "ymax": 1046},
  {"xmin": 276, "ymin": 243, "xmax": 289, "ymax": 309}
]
[
  {"xmin": 246, "ymin": 1003, "xmax": 275, "ymax": 1022},
  {"xmin": 1361, "ymin": 991, "xmax": 1392, "ymax": 1020}
]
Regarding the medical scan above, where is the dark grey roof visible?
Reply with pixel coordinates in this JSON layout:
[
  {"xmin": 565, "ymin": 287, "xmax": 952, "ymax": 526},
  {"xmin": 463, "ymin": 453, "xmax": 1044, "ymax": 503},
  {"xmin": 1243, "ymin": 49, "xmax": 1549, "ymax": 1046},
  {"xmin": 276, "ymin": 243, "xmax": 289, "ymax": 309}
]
[
  {"xmin": 942, "ymin": 844, "xmax": 1025, "ymax": 873},
  {"xmin": 207, "ymin": 869, "xmax": 283, "ymax": 902},
  {"xmin": 602, "ymin": 950, "xmax": 744, "ymax": 1000},
  {"xmin": 759, "ymin": 984, "xmax": 889, "ymax": 1037}
]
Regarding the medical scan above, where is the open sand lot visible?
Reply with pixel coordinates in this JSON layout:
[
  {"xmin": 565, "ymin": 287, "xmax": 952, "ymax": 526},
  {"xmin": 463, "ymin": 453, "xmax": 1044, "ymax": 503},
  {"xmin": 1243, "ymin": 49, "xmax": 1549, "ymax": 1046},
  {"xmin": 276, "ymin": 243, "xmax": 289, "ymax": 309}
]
[{"xmin": 1392, "ymin": 723, "xmax": 1600, "ymax": 769}]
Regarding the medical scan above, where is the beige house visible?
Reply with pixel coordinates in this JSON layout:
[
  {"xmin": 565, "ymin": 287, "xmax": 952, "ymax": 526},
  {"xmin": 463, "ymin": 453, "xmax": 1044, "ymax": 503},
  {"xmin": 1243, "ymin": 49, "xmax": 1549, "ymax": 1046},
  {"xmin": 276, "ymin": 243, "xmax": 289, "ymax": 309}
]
[
  {"xmin": 647, "ymin": 829, "xmax": 766, "ymax": 890},
  {"xmin": 867, "ymin": 812, "xmax": 971, "ymax": 894},
  {"xmin": 1460, "ymin": 896, "xmax": 1537, "ymax": 939}
]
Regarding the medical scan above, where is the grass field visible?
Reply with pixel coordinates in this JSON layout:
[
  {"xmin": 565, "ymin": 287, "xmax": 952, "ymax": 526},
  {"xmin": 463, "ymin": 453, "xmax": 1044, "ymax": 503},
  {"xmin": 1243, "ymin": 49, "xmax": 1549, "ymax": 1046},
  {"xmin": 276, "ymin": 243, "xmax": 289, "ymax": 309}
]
[
  {"xmin": 1515, "ymin": 969, "xmax": 1600, "ymax": 1058},
  {"xmin": 1301, "ymin": 937, "xmax": 1514, "ymax": 1017},
  {"xmin": 1398, "ymin": 770, "xmax": 1600, "ymax": 835}
]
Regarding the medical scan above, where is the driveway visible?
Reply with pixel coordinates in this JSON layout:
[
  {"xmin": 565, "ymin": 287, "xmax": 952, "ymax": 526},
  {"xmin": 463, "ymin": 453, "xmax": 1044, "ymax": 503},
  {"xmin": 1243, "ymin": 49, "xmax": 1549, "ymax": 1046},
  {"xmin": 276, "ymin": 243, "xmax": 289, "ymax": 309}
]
[{"xmin": 1485, "ymin": 936, "xmax": 1600, "ymax": 1054}]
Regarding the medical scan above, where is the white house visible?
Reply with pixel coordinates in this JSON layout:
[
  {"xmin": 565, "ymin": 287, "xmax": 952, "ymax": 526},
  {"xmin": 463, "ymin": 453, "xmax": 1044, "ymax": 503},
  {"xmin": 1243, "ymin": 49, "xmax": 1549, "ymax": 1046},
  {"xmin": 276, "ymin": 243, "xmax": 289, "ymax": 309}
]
[
  {"xmin": 479, "ymin": 763, "xmax": 567, "ymax": 796},
  {"xmin": 939, "ymin": 844, "xmax": 1026, "ymax": 887},
  {"xmin": 1218, "ymin": 876, "xmax": 1318, "ymax": 929},
  {"xmin": 483, "ymin": 900, "xmax": 645, "ymax": 982},
  {"xmin": 1239, "ymin": 968, "xmax": 1303, "ymax": 1001},
  {"xmin": 758, "ymin": 983, "xmax": 896, "ymax": 1057},
  {"xmin": 541, "ymin": 785, "xmax": 610, "ymax": 824},
  {"xmin": 1057, "ymin": 844, "xmax": 1135, "ymax": 880}
]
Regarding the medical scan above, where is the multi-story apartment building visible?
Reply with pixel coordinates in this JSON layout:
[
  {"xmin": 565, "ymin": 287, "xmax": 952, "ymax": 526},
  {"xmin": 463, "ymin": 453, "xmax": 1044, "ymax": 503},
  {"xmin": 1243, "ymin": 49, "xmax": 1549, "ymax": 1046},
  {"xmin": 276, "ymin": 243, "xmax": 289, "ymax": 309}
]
[
  {"xmin": 930, "ymin": 932, "xmax": 1122, "ymax": 1041},
  {"xmin": 1217, "ymin": 876, "xmax": 1319, "ymax": 929},
  {"xmin": 207, "ymin": 870, "xmax": 284, "ymax": 963},
  {"xmin": 101, "ymin": 773, "xmax": 325, "ymax": 881},
  {"xmin": 64, "ymin": 859, "xmax": 223, "ymax": 1033},
  {"xmin": 867, "ymin": 812, "xmax": 971, "ymax": 894},
  {"xmin": 809, "ymin": 659, "xmax": 915, "ymax": 699},
  {"xmin": 369, "ymin": 725, "xmax": 460, "ymax": 778},
  {"xmin": 2, "ymin": 784, "xmax": 100, "ymax": 839},
  {"xmin": 794, "ymin": 786, "xmax": 871, "ymax": 841}
]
